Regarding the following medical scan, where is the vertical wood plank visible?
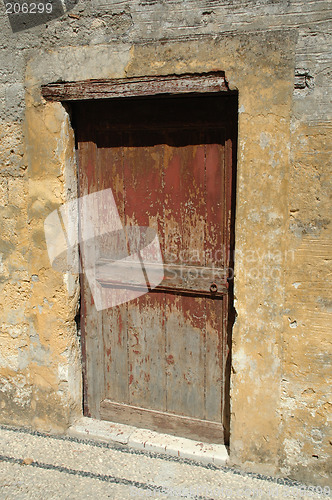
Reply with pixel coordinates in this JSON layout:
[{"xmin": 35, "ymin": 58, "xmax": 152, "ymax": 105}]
[
  {"xmin": 205, "ymin": 136, "xmax": 225, "ymax": 422},
  {"xmin": 77, "ymin": 121, "xmax": 104, "ymax": 418},
  {"xmin": 97, "ymin": 131, "xmax": 129, "ymax": 404},
  {"xmin": 164, "ymin": 133, "xmax": 206, "ymax": 419},
  {"xmin": 222, "ymin": 133, "xmax": 235, "ymax": 439},
  {"xmin": 124, "ymin": 130, "xmax": 166, "ymax": 411}
]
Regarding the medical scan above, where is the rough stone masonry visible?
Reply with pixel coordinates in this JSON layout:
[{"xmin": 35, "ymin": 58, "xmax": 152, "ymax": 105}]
[{"xmin": 0, "ymin": 0, "xmax": 331, "ymax": 489}]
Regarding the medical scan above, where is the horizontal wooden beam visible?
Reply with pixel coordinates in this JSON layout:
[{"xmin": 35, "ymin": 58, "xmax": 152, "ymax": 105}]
[
  {"xmin": 96, "ymin": 259, "xmax": 228, "ymax": 297},
  {"xmin": 100, "ymin": 399, "xmax": 224, "ymax": 444},
  {"xmin": 41, "ymin": 72, "xmax": 229, "ymax": 101}
]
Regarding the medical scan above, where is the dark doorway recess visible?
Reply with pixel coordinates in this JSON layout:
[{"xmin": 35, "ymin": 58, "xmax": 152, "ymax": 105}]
[{"xmin": 70, "ymin": 89, "xmax": 237, "ymax": 445}]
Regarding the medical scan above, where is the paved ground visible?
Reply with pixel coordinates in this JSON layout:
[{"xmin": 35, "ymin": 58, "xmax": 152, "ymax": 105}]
[{"xmin": 0, "ymin": 424, "xmax": 330, "ymax": 499}]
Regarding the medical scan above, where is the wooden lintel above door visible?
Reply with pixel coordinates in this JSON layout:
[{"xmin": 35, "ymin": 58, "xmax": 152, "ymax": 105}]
[{"xmin": 41, "ymin": 72, "xmax": 229, "ymax": 102}]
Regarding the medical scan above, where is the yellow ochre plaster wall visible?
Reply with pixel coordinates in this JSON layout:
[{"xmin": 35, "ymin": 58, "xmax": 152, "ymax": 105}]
[{"xmin": 0, "ymin": 21, "xmax": 331, "ymax": 487}]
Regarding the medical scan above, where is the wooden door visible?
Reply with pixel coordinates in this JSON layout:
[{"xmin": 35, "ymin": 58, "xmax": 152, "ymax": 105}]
[{"xmin": 74, "ymin": 94, "xmax": 236, "ymax": 444}]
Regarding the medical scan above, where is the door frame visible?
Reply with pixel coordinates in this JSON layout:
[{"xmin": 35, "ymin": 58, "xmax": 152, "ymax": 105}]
[{"xmin": 42, "ymin": 72, "xmax": 237, "ymax": 444}]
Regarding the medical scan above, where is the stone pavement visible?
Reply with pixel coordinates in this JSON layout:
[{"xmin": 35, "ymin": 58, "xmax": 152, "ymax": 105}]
[{"xmin": 0, "ymin": 424, "xmax": 330, "ymax": 499}]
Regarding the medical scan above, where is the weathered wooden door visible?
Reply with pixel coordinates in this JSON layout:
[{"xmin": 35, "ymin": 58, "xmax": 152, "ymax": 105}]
[{"xmin": 74, "ymin": 92, "xmax": 236, "ymax": 444}]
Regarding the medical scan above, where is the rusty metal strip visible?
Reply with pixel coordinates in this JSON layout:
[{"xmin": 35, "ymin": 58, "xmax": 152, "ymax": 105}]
[{"xmin": 97, "ymin": 280, "xmax": 227, "ymax": 298}]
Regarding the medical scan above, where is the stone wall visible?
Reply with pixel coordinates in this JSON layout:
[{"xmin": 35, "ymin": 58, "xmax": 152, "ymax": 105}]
[{"xmin": 0, "ymin": 0, "xmax": 331, "ymax": 487}]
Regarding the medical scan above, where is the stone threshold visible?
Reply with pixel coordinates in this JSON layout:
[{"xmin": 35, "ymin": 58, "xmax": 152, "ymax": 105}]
[{"xmin": 68, "ymin": 416, "xmax": 229, "ymax": 467}]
